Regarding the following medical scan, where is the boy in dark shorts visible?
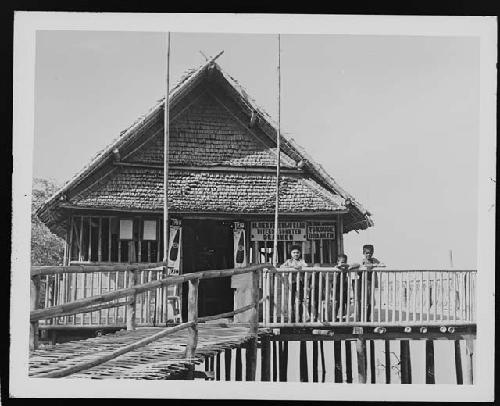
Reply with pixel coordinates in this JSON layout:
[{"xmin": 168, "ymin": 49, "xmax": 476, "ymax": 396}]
[{"xmin": 281, "ymin": 245, "xmax": 308, "ymax": 322}]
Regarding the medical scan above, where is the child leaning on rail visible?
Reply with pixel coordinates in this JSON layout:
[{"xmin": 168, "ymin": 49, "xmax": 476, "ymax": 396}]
[
  {"xmin": 280, "ymin": 245, "xmax": 308, "ymax": 322},
  {"xmin": 332, "ymin": 254, "xmax": 354, "ymax": 321},
  {"xmin": 350, "ymin": 244, "xmax": 386, "ymax": 321}
]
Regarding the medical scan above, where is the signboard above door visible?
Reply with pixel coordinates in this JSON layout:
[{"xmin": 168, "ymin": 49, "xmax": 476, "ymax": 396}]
[
  {"xmin": 250, "ymin": 221, "xmax": 307, "ymax": 242},
  {"xmin": 307, "ymin": 222, "xmax": 335, "ymax": 240}
]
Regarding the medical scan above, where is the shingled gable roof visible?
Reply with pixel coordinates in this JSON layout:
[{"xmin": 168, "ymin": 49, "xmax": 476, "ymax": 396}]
[{"xmin": 37, "ymin": 57, "xmax": 373, "ymax": 236}]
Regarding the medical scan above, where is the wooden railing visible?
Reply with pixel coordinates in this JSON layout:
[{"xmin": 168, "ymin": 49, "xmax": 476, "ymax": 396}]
[
  {"xmin": 33, "ymin": 262, "xmax": 172, "ymax": 327},
  {"xmin": 30, "ymin": 263, "xmax": 267, "ymax": 362},
  {"xmin": 261, "ymin": 267, "xmax": 477, "ymax": 327}
]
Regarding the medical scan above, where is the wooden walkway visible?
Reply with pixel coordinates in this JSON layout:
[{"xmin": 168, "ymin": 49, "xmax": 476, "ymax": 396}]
[{"xmin": 30, "ymin": 322, "xmax": 267, "ymax": 379}]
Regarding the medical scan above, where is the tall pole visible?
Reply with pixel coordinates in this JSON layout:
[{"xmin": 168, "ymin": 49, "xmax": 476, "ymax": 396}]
[
  {"xmin": 163, "ymin": 32, "xmax": 171, "ymax": 262},
  {"xmin": 272, "ymin": 34, "xmax": 281, "ymax": 267}
]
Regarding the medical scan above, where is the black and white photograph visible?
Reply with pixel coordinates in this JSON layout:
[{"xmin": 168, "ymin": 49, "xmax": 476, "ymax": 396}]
[{"xmin": 10, "ymin": 12, "xmax": 495, "ymax": 401}]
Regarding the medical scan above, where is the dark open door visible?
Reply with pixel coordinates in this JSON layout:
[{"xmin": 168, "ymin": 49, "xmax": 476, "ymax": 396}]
[{"xmin": 181, "ymin": 219, "xmax": 234, "ymax": 319}]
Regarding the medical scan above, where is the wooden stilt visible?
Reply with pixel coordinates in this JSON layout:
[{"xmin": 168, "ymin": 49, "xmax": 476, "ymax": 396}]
[
  {"xmin": 425, "ymin": 340, "xmax": 435, "ymax": 384},
  {"xmin": 464, "ymin": 338, "xmax": 474, "ymax": 385},
  {"xmin": 312, "ymin": 341, "xmax": 318, "ymax": 382},
  {"xmin": 30, "ymin": 276, "xmax": 40, "ymax": 351},
  {"xmin": 209, "ymin": 355, "xmax": 214, "ymax": 380},
  {"xmin": 334, "ymin": 341, "xmax": 343, "ymax": 383},
  {"xmin": 400, "ymin": 340, "xmax": 412, "ymax": 384},
  {"xmin": 283, "ymin": 341, "xmax": 289, "ymax": 382},
  {"xmin": 261, "ymin": 336, "xmax": 271, "ymax": 381},
  {"xmin": 245, "ymin": 338, "xmax": 257, "ymax": 381},
  {"xmin": 320, "ymin": 341, "xmax": 326, "ymax": 383},
  {"xmin": 345, "ymin": 340, "xmax": 353, "ymax": 383},
  {"xmin": 299, "ymin": 341, "xmax": 309, "ymax": 382},
  {"xmin": 235, "ymin": 347, "xmax": 242, "ymax": 381},
  {"xmin": 454, "ymin": 340, "xmax": 463, "ymax": 385},
  {"xmin": 356, "ymin": 338, "xmax": 367, "ymax": 383},
  {"xmin": 215, "ymin": 352, "xmax": 221, "ymax": 381},
  {"xmin": 224, "ymin": 348, "xmax": 232, "ymax": 381},
  {"xmin": 369, "ymin": 340, "xmax": 376, "ymax": 383},
  {"xmin": 385, "ymin": 340, "xmax": 391, "ymax": 384},
  {"xmin": 272, "ymin": 340, "xmax": 278, "ymax": 381},
  {"xmin": 278, "ymin": 341, "xmax": 286, "ymax": 382},
  {"xmin": 185, "ymin": 279, "xmax": 198, "ymax": 359}
]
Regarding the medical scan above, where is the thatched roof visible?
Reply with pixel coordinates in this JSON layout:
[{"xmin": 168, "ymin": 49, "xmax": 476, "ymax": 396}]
[{"xmin": 37, "ymin": 58, "xmax": 373, "ymax": 237}]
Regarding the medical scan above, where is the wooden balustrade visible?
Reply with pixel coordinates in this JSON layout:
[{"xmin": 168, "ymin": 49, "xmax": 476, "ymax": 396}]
[
  {"xmin": 261, "ymin": 267, "xmax": 477, "ymax": 327},
  {"xmin": 30, "ymin": 263, "xmax": 268, "ymax": 351}
]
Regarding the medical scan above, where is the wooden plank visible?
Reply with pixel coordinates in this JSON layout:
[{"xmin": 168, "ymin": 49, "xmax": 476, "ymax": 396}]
[{"xmin": 185, "ymin": 279, "xmax": 199, "ymax": 359}]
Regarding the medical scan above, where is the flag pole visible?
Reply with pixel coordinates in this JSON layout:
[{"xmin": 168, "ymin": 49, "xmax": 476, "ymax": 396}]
[
  {"xmin": 272, "ymin": 34, "xmax": 281, "ymax": 267},
  {"xmin": 163, "ymin": 32, "xmax": 171, "ymax": 262}
]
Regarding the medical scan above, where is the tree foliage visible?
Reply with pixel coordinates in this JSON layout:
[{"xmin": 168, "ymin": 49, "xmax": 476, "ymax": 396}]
[{"xmin": 31, "ymin": 178, "xmax": 65, "ymax": 266}]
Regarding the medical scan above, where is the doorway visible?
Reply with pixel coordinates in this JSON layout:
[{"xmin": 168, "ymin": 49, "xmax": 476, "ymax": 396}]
[{"xmin": 181, "ymin": 219, "xmax": 235, "ymax": 319}]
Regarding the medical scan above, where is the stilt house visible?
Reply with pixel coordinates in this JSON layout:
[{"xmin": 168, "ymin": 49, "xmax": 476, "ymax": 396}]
[{"xmin": 37, "ymin": 59, "xmax": 373, "ymax": 320}]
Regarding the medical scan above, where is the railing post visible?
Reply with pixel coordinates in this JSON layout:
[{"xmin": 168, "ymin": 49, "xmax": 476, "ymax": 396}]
[
  {"xmin": 245, "ymin": 270, "xmax": 259, "ymax": 381},
  {"xmin": 30, "ymin": 276, "xmax": 40, "ymax": 351},
  {"xmin": 126, "ymin": 268, "xmax": 138, "ymax": 331},
  {"xmin": 185, "ymin": 278, "xmax": 199, "ymax": 359}
]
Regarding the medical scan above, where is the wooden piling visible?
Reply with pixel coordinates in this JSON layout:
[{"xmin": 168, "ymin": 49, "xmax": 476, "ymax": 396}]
[
  {"xmin": 185, "ymin": 279, "xmax": 199, "ymax": 359},
  {"xmin": 224, "ymin": 348, "xmax": 232, "ymax": 381},
  {"xmin": 279, "ymin": 341, "xmax": 288, "ymax": 382},
  {"xmin": 299, "ymin": 341, "xmax": 309, "ymax": 382},
  {"xmin": 385, "ymin": 340, "xmax": 391, "ymax": 384},
  {"xmin": 356, "ymin": 338, "xmax": 367, "ymax": 383},
  {"xmin": 245, "ymin": 270, "xmax": 259, "ymax": 381},
  {"xmin": 464, "ymin": 338, "xmax": 474, "ymax": 385},
  {"xmin": 454, "ymin": 340, "xmax": 463, "ymax": 384},
  {"xmin": 312, "ymin": 341, "xmax": 318, "ymax": 382},
  {"xmin": 272, "ymin": 340, "xmax": 278, "ymax": 381},
  {"xmin": 235, "ymin": 347, "xmax": 242, "ymax": 381},
  {"xmin": 425, "ymin": 340, "xmax": 435, "ymax": 384},
  {"xmin": 30, "ymin": 276, "xmax": 40, "ymax": 351},
  {"xmin": 345, "ymin": 340, "xmax": 353, "ymax": 383},
  {"xmin": 333, "ymin": 341, "xmax": 343, "ymax": 383},
  {"xmin": 215, "ymin": 352, "xmax": 221, "ymax": 380},
  {"xmin": 261, "ymin": 336, "xmax": 271, "ymax": 381},
  {"xmin": 400, "ymin": 340, "xmax": 412, "ymax": 384},
  {"xmin": 320, "ymin": 341, "xmax": 326, "ymax": 383},
  {"xmin": 369, "ymin": 340, "xmax": 376, "ymax": 383}
]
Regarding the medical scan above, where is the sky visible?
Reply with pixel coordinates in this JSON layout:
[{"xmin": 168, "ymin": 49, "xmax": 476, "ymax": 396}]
[{"xmin": 34, "ymin": 31, "xmax": 480, "ymax": 269}]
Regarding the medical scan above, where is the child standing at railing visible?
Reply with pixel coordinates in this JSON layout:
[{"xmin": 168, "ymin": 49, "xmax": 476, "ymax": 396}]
[
  {"xmin": 281, "ymin": 245, "xmax": 308, "ymax": 322},
  {"xmin": 357, "ymin": 244, "xmax": 385, "ymax": 321},
  {"xmin": 333, "ymin": 254, "xmax": 351, "ymax": 321}
]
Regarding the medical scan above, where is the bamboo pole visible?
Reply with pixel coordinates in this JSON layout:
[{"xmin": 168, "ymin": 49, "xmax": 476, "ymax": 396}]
[
  {"xmin": 163, "ymin": 32, "xmax": 171, "ymax": 263},
  {"xmin": 272, "ymin": 33, "xmax": 281, "ymax": 267},
  {"xmin": 185, "ymin": 279, "xmax": 199, "ymax": 359}
]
